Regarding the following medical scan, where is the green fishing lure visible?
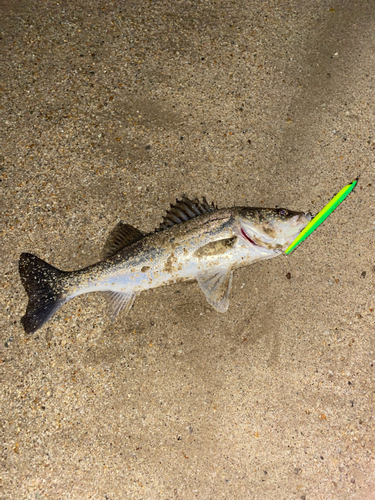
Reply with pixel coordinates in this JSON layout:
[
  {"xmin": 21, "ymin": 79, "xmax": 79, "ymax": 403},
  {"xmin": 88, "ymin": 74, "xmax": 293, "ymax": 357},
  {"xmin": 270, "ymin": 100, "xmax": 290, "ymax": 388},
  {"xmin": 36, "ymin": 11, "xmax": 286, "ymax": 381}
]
[{"xmin": 285, "ymin": 178, "xmax": 358, "ymax": 255}]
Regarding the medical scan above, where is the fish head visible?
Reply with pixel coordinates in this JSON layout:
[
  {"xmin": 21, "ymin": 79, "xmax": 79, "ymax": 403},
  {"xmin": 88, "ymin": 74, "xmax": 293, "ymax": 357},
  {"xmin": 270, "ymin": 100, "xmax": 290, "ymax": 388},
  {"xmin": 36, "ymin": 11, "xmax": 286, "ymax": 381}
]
[{"xmin": 237, "ymin": 208, "xmax": 312, "ymax": 252}]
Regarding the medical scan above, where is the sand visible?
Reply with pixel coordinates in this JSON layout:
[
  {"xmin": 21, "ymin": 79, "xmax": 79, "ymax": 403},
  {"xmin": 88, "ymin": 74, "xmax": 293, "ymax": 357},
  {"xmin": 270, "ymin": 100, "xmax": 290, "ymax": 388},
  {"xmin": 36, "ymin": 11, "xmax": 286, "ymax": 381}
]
[{"xmin": 1, "ymin": 0, "xmax": 374, "ymax": 498}]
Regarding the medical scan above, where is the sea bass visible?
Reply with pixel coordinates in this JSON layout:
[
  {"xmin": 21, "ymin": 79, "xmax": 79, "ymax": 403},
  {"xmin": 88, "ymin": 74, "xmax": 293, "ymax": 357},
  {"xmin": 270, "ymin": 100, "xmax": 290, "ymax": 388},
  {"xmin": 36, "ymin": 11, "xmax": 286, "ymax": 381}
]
[{"xmin": 19, "ymin": 197, "xmax": 311, "ymax": 333}]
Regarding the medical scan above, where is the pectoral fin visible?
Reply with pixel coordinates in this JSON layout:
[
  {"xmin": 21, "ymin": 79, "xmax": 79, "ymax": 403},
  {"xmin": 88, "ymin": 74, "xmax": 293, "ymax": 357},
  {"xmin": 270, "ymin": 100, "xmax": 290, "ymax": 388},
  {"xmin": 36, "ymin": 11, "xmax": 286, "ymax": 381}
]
[
  {"xmin": 194, "ymin": 236, "xmax": 237, "ymax": 258},
  {"xmin": 102, "ymin": 291, "xmax": 137, "ymax": 321},
  {"xmin": 196, "ymin": 267, "xmax": 233, "ymax": 313}
]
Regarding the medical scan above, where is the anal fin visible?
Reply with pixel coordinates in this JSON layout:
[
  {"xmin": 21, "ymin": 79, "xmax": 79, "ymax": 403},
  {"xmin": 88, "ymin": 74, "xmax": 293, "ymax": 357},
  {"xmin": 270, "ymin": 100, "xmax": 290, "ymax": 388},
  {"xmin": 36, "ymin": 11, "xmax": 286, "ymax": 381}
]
[
  {"xmin": 196, "ymin": 267, "xmax": 233, "ymax": 313},
  {"xmin": 102, "ymin": 291, "xmax": 137, "ymax": 321}
]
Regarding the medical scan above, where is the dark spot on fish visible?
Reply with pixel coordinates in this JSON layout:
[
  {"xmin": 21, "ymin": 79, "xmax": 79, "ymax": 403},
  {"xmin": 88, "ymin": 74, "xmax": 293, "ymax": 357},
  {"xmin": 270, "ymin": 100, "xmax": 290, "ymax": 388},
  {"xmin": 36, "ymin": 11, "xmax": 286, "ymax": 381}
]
[
  {"xmin": 361, "ymin": 271, "xmax": 366, "ymax": 277},
  {"xmin": 141, "ymin": 266, "xmax": 150, "ymax": 273},
  {"xmin": 262, "ymin": 226, "xmax": 277, "ymax": 237},
  {"xmin": 224, "ymin": 236, "xmax": 236, "ymax": 247},
  {"xmin": 286, "ymin": 272, "xmax": 291, "ymax": 280},
  {"xmin": 164, "ymin": 252, "xmax": 177, "ymax": 273},
  {"xmin": 194, "ymin": 237, "xmax": 237, "ymax": 258}
]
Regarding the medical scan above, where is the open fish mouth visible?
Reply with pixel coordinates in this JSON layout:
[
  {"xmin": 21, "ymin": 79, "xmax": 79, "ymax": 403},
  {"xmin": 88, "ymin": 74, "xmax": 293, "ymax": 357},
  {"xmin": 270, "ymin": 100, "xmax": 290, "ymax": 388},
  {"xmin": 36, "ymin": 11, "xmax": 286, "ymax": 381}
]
[
  {"xmin": 293, "ymin": 212, "xmax": 312, "ymax": 235},
  {"xmin": 291, "ymin": 212, "xmax": 312, "ymax": 226},
  {"xmin": 289, "ymin": 212, "xmax": 312, "ymax": 239}
]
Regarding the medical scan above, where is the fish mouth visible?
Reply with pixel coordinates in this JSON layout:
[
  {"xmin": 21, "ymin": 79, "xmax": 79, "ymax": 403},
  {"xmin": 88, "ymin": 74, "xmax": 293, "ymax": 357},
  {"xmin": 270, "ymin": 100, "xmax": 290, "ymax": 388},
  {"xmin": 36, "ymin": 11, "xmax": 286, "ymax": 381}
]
[
  {"xmin": 292, "ymin": 212, "xmax": 313, "ymax": 225},
  {"xmin": 289, "ymin": 213, "xmax": 312, "ymax": 239},
  {"xmin": 296, "ymin": 212, "xmax": 313, "ymax": 232}
]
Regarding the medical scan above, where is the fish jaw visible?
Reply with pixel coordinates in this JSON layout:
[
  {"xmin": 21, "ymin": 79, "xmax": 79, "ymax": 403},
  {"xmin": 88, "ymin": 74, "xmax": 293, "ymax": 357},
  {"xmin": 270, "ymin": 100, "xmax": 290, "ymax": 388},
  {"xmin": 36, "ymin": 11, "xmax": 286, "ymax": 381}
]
[
  {"xmin": 236, "ymin": 208, "xmax": 311, "ymax": 252},
  {"xmin": 277, "ymin": 212, "xmax": 312, "ymax": 250}
]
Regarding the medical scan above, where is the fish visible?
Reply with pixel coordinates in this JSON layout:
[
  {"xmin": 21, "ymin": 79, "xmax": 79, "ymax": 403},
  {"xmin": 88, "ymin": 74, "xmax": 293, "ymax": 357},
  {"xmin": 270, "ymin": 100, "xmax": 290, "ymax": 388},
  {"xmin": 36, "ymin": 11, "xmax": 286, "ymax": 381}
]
[{"xmin": 19, "ymin": 197, "xmax": 311, "ymax": 333}]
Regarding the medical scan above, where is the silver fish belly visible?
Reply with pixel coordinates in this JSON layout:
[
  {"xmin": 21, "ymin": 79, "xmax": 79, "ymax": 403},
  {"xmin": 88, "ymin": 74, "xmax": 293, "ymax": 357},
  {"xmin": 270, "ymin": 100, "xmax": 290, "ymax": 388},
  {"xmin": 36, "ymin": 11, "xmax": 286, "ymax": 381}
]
[{"xmin": 19, "ymin": 197, "xmax": 311, "ymax": 333}]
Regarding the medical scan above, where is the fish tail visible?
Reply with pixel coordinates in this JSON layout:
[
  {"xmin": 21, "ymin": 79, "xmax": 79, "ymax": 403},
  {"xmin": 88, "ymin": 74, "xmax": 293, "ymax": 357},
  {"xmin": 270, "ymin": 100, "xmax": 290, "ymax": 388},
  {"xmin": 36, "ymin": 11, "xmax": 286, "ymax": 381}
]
[{"xmin": 19, "ymin": 253, "xmax": 68, "ymax": 334}]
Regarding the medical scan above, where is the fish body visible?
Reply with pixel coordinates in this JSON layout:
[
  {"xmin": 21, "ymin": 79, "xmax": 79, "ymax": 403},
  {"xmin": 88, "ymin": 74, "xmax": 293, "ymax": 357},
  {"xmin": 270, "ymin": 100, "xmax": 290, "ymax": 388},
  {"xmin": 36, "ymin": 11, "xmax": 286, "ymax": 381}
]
[{"xmin": 19, "ymin": 198, "xmax": 311, "ymax": 333}]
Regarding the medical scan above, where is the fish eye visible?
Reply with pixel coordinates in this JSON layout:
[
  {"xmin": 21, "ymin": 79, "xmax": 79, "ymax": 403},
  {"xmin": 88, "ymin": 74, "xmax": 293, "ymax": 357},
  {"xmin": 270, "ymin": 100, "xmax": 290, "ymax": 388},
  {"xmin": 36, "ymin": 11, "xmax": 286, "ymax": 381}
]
[{"xmin": 279, "ymin": 209, "xmax": 288, "ymax": 216}]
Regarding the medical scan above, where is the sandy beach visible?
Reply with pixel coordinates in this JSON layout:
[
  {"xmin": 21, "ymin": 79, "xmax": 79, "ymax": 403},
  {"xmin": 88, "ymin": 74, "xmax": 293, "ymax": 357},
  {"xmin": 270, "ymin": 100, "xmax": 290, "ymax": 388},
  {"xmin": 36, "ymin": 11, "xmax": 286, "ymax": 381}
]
[{"xmin": 1, "ymin": 0, "xmax": 374, "ymax": 498}]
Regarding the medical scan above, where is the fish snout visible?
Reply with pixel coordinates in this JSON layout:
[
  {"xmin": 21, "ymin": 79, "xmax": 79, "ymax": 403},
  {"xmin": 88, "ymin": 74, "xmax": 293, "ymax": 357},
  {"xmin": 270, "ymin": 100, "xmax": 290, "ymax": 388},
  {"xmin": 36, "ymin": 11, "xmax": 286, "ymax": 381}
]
[{"xmin": 292, "ymin": 212, "xmax": 312, "ymax": 225}]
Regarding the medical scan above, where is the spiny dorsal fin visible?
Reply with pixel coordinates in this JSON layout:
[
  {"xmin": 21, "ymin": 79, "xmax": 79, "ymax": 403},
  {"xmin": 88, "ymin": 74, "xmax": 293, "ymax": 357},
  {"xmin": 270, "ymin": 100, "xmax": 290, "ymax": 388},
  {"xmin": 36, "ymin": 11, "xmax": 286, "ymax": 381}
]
[
  {"xmin": 157, "ymin": 197, "xmax": 216, "ymax": 231},
  {"xmin": 102, "ymin": 222, "xmax": 145, "ymax": 259}
]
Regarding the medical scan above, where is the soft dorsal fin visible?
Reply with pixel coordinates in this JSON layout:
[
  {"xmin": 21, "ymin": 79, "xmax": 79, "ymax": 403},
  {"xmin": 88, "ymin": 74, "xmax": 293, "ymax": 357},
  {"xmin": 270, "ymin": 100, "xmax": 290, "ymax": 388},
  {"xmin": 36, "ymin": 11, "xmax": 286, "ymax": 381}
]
[
  {"xmin": 102, "ymin": 222, "xmax": 145, "ymax": 259},
  {"xmin": 157, "ymin": 197, "xmax": 216, "ymax": 231}
]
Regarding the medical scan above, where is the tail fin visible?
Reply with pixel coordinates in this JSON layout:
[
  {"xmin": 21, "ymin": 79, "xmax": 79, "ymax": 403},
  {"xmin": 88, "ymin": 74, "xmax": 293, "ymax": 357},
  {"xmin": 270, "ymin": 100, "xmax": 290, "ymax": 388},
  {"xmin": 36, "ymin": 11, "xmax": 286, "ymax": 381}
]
[{"xmin": 19, "ymin": 253, "xmax": 67, "ymax": 334}]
